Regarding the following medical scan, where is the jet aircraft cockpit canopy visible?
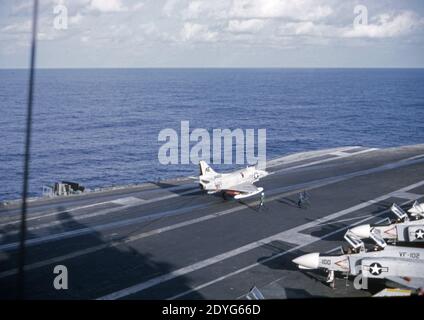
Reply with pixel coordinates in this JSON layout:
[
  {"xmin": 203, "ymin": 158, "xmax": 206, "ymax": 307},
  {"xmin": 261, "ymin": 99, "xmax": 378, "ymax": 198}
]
[{"xmin": 344, "ymin": 231, "xmax": 364, "ymax": 251}]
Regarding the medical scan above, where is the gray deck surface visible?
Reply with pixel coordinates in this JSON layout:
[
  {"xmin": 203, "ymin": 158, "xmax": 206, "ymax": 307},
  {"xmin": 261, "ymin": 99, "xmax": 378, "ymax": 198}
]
[{"xmin": 1, "ymin": 144, "xmax": 424, "ymax": 299}]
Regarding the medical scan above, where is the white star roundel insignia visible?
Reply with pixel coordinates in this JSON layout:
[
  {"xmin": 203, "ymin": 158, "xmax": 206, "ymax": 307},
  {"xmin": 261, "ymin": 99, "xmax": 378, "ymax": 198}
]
[
  {"xmin": 369, "ymin": 263, "xmax": 383, "ymax": 275},
  {"xmin": 415, "ymin": 229, "xmax": 424, "ymax": 240}
]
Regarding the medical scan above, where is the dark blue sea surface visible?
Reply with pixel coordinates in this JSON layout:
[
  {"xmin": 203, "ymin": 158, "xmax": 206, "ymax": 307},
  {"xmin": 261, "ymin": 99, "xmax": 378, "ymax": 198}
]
[{"xmin": 0, "ymin": 68, "xmax": 423, "ymax": 201}]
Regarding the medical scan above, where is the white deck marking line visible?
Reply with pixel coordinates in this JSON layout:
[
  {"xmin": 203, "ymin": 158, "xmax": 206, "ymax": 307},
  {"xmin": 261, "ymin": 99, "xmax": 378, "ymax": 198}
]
[
  {"xmin": 0, "ymin": 155, "xmax": 423, "ymax": 253},
  {"xmin": 96, "ymin": 183, "xmax": 423, "ymax": 300},
  {"xmin": 318, "ymin": 214, "xmax": 377, "ymax": 225},
  {"xmin": 110, "ymin": 197, "xmax": 145, "ymax": 206},
  {"xmin": 281, "ymin": 179, "xmax": 424, "ymax": 235},
  {"xmin": 0, "ymin": 203, "xmax": 258, "ymax": 278},
  {"xmin": 168, "ymin": 209, "xmax": 408, "ymax": 300},
  {"xmin": 266, "ymin": 146, "xmax": 362, "ymax": 167},
  {"xmin": 266, "ymin": 147, "xmax": 361, "ymax": 169},
  {"xmin": 0, "ymin": 183, "xmax": 199, "ymax": 226},
  {"xmin": 0, "ymin": 201, "xmax": 111, "ymax": 226},
  {"xmin": 0, "ymin": 187, "xmax": 199, "ymax": 232},
  {"xmin": 280, "ymin": 233, "xmax": 321, "ymax": 246},
  {"xmin": 3, "ymin": 206, "xmax": 137, "ymax": 236},
  {"xmin": 270, "ymin": 148, "xmax": 379, "ymax": 174},
  {"xmin": 390, "ymin": 191, "xmax": 422, "ymax": 201},
  {"xmin": 267, "ymin": 154, "xmax": 424, "ymax": 199},
  {"xmin": 0, "ymin": 200, "xmax": 211, "ymax": 252}
]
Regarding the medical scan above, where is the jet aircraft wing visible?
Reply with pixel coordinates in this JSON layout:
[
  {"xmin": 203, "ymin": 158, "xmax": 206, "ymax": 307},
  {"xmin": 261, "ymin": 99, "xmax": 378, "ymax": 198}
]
[
  {"xmin": 223, "ymin": 183, "xmax": 264, "ymax": 199},
  {"xmin": 373, "ymin": 276, "xmax": 424, "ymax": 296},
  {"xmin": 385, "ymin": 276, "xmax": 424, "ymax": 290},
  {"xmin": 225, "ymin": 183, "xmax": 260, "ymax": 194}
]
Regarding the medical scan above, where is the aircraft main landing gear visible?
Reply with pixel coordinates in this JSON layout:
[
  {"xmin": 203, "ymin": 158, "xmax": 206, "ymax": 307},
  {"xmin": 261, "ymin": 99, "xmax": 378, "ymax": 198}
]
[{"xmin": 258, "ymin": 192, "xmax": 265, "ymax": 210}]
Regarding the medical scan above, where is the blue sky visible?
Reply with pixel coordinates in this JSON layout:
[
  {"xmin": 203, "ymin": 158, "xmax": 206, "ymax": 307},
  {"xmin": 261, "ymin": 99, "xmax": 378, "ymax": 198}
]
[{"xmin": 1, "ymin": 0, "xmax": 424, "ymax": 68}]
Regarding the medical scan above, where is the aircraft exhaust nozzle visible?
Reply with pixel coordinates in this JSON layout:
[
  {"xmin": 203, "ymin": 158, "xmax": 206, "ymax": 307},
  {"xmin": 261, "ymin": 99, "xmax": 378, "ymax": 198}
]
[
  {"xmin": 350, "ymin": 224, "xmax": 371, "ymax": 239},
  {"xmin": 292, "ymin": 252, "xmax": 320, "ymax": 270},
  {"xmin": 199, "ymin": 178, "xmax": 210, "ymax": 191}
]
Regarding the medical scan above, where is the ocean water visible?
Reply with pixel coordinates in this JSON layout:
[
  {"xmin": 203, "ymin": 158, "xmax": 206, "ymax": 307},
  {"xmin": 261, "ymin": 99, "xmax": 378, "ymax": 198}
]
[{"xmin": 0, "ymin": 68, "xmax": 423, "ymax": 201}]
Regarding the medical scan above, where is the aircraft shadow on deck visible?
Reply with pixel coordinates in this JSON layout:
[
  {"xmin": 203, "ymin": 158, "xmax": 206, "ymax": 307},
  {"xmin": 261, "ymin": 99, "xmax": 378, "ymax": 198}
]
[
  {"xmin": 302, "ymin": 270, "xmax": 387, "ymax": 296},
  {"xmin": 261, "ymin": 286, "xmax": 314, "ymax": 299},
  {"xmin": 256, "ymin": 241, "xmax": 304, "ymax": 271},
  {"xmin": 277, "ymin": 197, "xmax": 300, "ymax": 209},
  {"xmin": 238, "ymin": 198, "xmax": 268, "ymax": 212},
  {"xmin": 300, "ymin": 200, "xmax": 399, "ymax": 241},
  {"xmin": 0, "ymin": 205, "xmax": 204, "ymax": 300},
  {"xmin": 148, "ymin": 180, "xmax": 202, "ymax": 197},
  {"xmin": 253, "ymin": 243, "xmax": 332, "ymax": 298}
]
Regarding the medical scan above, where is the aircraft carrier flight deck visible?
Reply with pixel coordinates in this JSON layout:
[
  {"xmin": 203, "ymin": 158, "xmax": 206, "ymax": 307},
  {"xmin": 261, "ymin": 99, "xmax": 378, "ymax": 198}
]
[{"xmin": 1, "ymin": 144, "xmax": 424, "ymax": 299}]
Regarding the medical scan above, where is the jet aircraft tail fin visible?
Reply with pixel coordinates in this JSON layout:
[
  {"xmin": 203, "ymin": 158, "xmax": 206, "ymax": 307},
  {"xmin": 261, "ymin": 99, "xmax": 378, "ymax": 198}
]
[{"xmin": 199, "ymin": 161, "xmax": 217, "ymax": 176}]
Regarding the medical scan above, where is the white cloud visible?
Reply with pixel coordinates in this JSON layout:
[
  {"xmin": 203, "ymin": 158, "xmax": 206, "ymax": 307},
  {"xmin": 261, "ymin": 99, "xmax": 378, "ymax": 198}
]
[
  {"xmin": 279, "ymin": 21, "xmax": 336, "ymax": 37},
  {"xmin": 176, "ymin": 0, "xmax": 335, "ymax": 21},
  {"xmin": 228, "ymin": 0, "xmax": 333, "ymax": 21},
  {"xmin": 183, "ymin": 1, "xmax": 229, "ymax": 20},
  {"xmin": 278, "ymin": 11, "xmax": 423, "ymax": 40},
  {"xmin": 138, "ymin": 22, "xmax": 173, "ymax": 42},
  {"xmin": 181, "ymin": 22, "xmax": 218, "ymax": 42},
  {"xmin": 178, "ymin": 0, "xmax": 333, "ymax": 21},
  {"xmin": 163, "ymin": 0, "xmax": 180, "ymax": 17},
  {"xmin": 2, "ymin": 0, "xmax": 424, "ymax": 67},
  {"xmin": 163, "ymin": 0, "xmax": 424, "ymax": 46},
  {"xmin": 343, "ymin": 11, "xmax": 423, "ymax": 38},
  {"xmin": 1, "ymin": 21, "xmax": 31, "ymax": 34},
  {"xmin": 131, "ymin": 2, "xmax": 144, "ymax": 12},
  {"xmin": 11, "ymin": 1, "xmax": 33, "ymax": 15},
  {"xmin": 70, "ymin": 13, "xmax": 84, "ymax": 25},
  {"xmin": 89, "ymin": 0, "xmax": 127, "ymax": 12},
  {"xmin": 227, "ymin": 19, "xmax": 265, "ymax": 33}
]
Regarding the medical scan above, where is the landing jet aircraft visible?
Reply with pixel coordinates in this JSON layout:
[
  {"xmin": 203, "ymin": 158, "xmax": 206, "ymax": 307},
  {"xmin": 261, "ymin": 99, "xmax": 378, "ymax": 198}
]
[
  {"xmin": 292, "ymin": 230, "xmax": 424, "ymax": 293},
  {"xmin": 198, "ymin": 161, "xmax": 268, "ymax": 200},
  {"xmin": 350, "ymin": 203, "xmax": 424, "ymax": 244}
]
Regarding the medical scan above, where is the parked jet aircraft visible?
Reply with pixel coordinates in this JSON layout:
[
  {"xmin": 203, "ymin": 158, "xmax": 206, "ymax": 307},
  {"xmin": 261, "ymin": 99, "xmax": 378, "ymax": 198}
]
[
  {"xmin": 198, "ymin": 161, "xmax": 268, "ymax": 200},
  {"xmin": 292, "ymin": 230, "xmax": 424, "ymax": 293},
  {"xmin": 350, "ymin": 203, "xmax": 424, "ymax": 244}
]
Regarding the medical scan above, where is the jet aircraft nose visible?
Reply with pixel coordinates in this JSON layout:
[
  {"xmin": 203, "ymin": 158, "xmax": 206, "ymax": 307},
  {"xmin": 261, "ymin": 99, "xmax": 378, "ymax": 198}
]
[
  {"xmin": 350, "ymin": 224, "xmax": 371, "ymax": 239},
  {"xmin": 292, "ymin": 252, "xmax": 320, "ymax": 269}
]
